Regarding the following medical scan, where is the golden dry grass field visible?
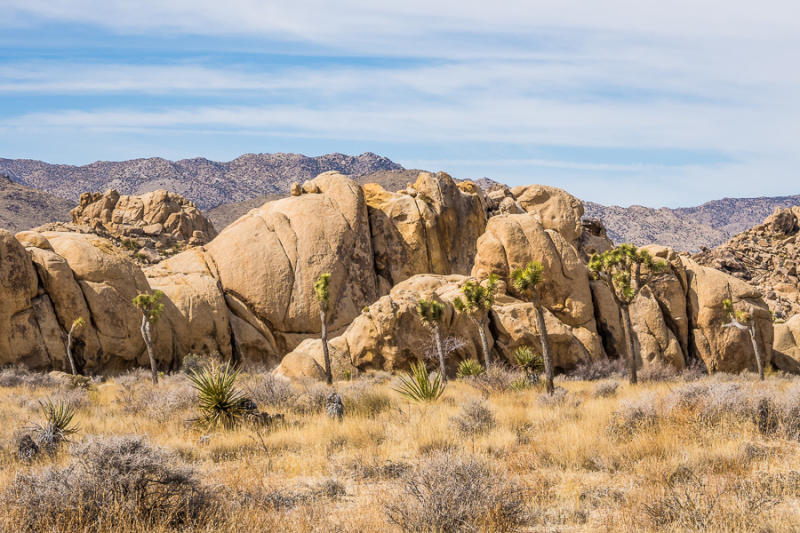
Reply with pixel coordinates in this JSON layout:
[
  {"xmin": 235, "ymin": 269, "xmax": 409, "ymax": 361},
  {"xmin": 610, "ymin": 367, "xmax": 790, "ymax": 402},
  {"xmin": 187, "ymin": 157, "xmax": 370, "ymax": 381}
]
[{"xmin": 1, "ymin": 363, "xmax": 799, "ymax": 533}]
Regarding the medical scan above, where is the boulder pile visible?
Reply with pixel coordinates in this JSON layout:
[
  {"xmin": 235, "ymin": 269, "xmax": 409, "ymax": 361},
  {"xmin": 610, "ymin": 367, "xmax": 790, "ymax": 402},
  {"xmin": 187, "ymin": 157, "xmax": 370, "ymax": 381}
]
[
  {"xmin": 61, "ymin": 189, "xmax": 217, "ymax": 264},
  {"xmin": 0, "ymin": 171, "xmax": 786, "ymax": 377}
]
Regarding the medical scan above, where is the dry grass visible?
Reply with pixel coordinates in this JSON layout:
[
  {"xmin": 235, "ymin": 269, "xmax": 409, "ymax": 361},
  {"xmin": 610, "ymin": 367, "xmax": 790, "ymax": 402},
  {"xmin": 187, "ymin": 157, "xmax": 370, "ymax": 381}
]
[{"xmin": 1, "ymin": 366, "xmax": 799, "ymax": 532}]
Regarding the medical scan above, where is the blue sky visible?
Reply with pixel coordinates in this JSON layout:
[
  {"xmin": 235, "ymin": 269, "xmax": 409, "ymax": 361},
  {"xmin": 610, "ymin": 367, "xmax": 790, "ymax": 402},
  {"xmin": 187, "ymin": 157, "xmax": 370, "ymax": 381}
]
[{"xmin": 1, "ymin": 1, "xmax": 798, "ymax": 208}]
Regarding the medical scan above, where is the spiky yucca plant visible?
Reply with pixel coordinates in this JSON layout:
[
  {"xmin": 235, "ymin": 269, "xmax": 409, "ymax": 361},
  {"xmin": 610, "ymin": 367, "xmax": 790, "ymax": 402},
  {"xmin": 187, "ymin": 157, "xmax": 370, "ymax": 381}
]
[
  {"xmin": 392, "ymin": 361, "xmax": 444, "ymax": 403},
  {"xmin": 513, "ymin": 346, "xmax": 544, "ymax": 377},
  {"xmin": 456, "ymin": 359, "xmax": 485, "ymax": 378},
  {"xmin": 31, "ymin": 399, "xmax": 79, "ymax": 453},
  {"xmin": 188, "ymin": 363, "xmax": 246, "ymax": 430}
]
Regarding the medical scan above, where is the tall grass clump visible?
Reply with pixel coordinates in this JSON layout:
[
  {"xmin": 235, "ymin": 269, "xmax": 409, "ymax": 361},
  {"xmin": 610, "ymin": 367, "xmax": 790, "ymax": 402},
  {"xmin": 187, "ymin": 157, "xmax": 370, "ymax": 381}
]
[{"xmin": 393, "ymin": 361, "xmax": 445, "ymax": 403}]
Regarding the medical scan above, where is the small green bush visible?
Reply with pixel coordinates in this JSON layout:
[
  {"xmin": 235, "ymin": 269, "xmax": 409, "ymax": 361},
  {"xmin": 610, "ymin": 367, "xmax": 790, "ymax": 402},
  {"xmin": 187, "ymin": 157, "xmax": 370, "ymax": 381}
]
[
  {"xmin": 457, "ymin": 359, "xmax": 485, "ymax": 378},
  {"xmin": 392, "ymin": 362, "xmax": 444, "ymax": 403},
  {"xmin": 188, "ymin": 364, "xmax": 246, "ymax": 430}
]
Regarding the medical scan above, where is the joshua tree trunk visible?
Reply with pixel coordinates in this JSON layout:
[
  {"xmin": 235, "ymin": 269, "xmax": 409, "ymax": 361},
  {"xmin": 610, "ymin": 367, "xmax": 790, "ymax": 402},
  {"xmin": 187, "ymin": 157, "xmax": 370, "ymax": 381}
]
[
  {"xmin": 66, "ymin": 324, "xmax": 78, "ymax": 376},
  {"xmin": 141, "ymin": 315, "xmax": 158, "ymax": 384},
  {"xmin": 749, "ymin": 326, "xmax": 765, "ymax": 380},
  {"xmin": 620, "ymin": 304, "xmax": 637, "ymax": 385},
  {"xmin": 533, "ymin": 298, "xmax": 554, "ymax": 394},
  {"xmin": 434, "ymin": 324, "xmax": 447, "ymax": 383},
  {"xmin": 477, "ymin": 316, "xmax": 492, "ymax": 368},
  {"xmin": 320, "ymin": 308, "xmax": 332, "ymax": 385}
]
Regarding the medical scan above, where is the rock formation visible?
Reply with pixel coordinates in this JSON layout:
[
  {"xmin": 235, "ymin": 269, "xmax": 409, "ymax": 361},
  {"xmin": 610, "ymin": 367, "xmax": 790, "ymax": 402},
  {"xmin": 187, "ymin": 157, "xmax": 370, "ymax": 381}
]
[
  {"xmin": 693, "ymin": 206, "xmax": 800, "ymax": 321},
  {"xmin": 0, "ymin": 169, "xmax": 782, "ymax": 378},
  {"xmin": 66, "ymin": 189, "xmax": 217, "ymax": 264}
]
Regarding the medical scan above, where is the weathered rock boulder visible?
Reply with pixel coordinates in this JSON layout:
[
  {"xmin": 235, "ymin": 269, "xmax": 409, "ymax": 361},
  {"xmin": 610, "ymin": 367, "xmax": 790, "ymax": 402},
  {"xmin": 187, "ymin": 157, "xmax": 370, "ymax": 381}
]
[
  {"xmin": 364, "ymin": 172, "xmax": 487, "ymax": 288},
  {"xmin": 42, "ymin": 231, "xmax": 183, "ymax": 373},
  {"xmin": 0, "ymin": 229, "xmax": 59, "ymax": 369},
  {"xmin": 681, "ymin": 257, "xmax": 773, "ymax": 373},
  {"xmin": 471, "ymin": 214, "xmax": 603, "ymax": 359},
  {"xmin": 510, "ymin": 185, "xmax": 584, "ymax": 243},
  {"xmin": 273, "ymin": 275, "xmax": 491, "ymax": 379},
  {"xmin": 204, "ymin": 171, "xmax": 379, "ymax": 335},
  {"xmin": 772, "ymin": 315, "xmax": 800, "ymax": 373},
  {"xmin": 490, "ymin": 294, "xmax": 593, "ymax": 371},
  {"xmin": 144, "ymin": 249, "xmax": 233, "ymax": 360}
]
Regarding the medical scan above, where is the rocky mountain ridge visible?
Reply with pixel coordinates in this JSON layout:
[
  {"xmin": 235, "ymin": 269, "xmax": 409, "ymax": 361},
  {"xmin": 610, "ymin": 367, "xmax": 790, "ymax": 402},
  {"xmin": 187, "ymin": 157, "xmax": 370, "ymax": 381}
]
[
  {"xmin": 0, "ymin": 152, "xmax": 401, "ymax": 211},
  {"xmin": 0, "ymin": 174, "xmax": 75, "ymax": 233},
  {"xmin": 584, "ymin": 195, "xmax": 800, "ymax": 252}
]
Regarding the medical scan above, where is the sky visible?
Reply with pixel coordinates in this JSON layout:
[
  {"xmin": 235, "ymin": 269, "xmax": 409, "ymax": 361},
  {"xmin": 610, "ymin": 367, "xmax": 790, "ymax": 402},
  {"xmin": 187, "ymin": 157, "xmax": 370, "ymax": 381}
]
[{"xmin": 1, "ymin": 1, "xmax": 798, "ymax": 208}]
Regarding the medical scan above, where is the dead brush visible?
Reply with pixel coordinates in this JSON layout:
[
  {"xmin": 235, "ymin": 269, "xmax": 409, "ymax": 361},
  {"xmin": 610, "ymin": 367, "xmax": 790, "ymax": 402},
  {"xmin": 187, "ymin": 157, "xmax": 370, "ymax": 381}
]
[
  {"xmin": 643, "ymin": 466, "xmax": 785, "ymax": 531},
  {"xmin": 607, "ymin": 392, "xmax": 659, "ymax": 437},
  {"xmin": 6, "ymin": 435, "xmax": 217, "ymax": 531},
  {"xmin": 385, "ymin": 452, "xmax": 528, "ymax": 533}
]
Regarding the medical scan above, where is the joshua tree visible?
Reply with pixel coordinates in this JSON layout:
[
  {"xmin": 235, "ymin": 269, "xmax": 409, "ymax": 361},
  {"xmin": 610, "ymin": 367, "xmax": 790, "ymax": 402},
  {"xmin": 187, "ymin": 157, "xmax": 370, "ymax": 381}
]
[
  {"xmin": 588, "ymin": 244, "xmax": 667, "ymax": 385},
  {"xmin": 511, "ymin": 261, "xmax": 556, "ymax": 394},
  {"xmin": 65, "ymin": 317, "xmax": 85, "ymax": 376},
  {"xmin": 133, "ymin": 290, "xmax": 165, "ymax": 384},
  {"xmin": 722, "ymin": 297, "xmax": 765, "ymax": 380},
  {"xmin": 417, "ymin": 299, "xmax": 447, "ymax": 382},
  {"xmin": 315, "ymin": 273, "xmax": 333, "ymax": 385},
  {"xmin": 453, "ymin": 274, "xmax": 499, "ymax": 368}
]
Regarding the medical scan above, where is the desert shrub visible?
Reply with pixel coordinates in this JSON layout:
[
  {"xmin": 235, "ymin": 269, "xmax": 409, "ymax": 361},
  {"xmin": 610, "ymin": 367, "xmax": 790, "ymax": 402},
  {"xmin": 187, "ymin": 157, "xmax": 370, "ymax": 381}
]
[
  {"xmin": 643, "ymin": 466, "xmax": 784, "ymax": 530},
  {"xmin": 385, "ymin": 452, "xmax": 527, "ymax": 533},
  {"xmin": 566, "ymin": 358, "xmax": 626, "ymax": 381},
  {"xmin": 456, "ymin": 359, "xmax": 485, "ymax": 378},
  {"xmin": 638, "ymin": 360, "xmax": 679, "ymax": 382},
  {"xmin": 592, "ymin": 380, "xmax": 619, "ymax": 398},
  {"xmin": 537, "ymin": 386, "xmax": 580, "ymax": 408},
  {"xmin": 681, "ymin": 358, "xmax": 708, "ymax": 381},
  {"xmin": 293, "ymin": 381, "xmax": 334, "ymax": 415},
  {"xmin": 466, "ymin": 366, "xmax": 522, "ymax": 395},
  {"xmin": 392, "ymin": 362, "xmax": 444, "ymax": 403},
  {"xmin": 608, "ymin": 392, "xmax": 659, "ymax": 437},
  {"xmin": 0, "ymin": 366, "xmax": 57, "ymax": 389},
  {"xmin": 339, "ymin": 456, "xmax": 411, "ymax": 480},
  {"xmin": 339, "ymin": 380, "xmax": 393, "ymax": 418},
  {"xmin": 449, "ymin": 398, "xmax": 496, "ymax": 438},
  {"xmin": 235, "ymin": 477, "xmax": 345, "ymax": 511},
  {"xmin": 40, "ymin": 387, "xmax": 90, "ymax": 411},
  {"xmin": 181, "ymin": 352, "xmax": 222, "ymax": 375},
  {"xmin": 245, "ymin": 373, "xmax": 299, "ymax": 412},
  {"xmin": 6, "ymin": 435, "xmax": 216, "ymax": 530}
]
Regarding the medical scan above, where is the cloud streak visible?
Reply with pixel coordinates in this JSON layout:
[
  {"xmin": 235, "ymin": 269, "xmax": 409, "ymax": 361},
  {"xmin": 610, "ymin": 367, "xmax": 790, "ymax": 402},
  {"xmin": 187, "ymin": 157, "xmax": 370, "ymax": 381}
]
[{"xmin": 0, "ymin": 1, "xmax": 798, "ymax": 207}]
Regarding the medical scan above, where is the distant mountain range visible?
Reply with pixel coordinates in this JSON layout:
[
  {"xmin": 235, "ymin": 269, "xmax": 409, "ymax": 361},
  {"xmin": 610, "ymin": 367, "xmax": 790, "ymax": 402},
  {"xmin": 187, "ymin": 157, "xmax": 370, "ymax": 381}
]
[
  {"xmin": 0, "ymin": 152, "xmax": 400, "ymax": 211},
  {"xmin": 0, "ymin": 153, "xmax": 798, "ymax": 253},
  {"xmin": 584, "ymin": 196, "xmax": 800, "ymax": 252},
  {"xmin": 0, "ymin": 173, "xmax": 75, "ymax": 233}
]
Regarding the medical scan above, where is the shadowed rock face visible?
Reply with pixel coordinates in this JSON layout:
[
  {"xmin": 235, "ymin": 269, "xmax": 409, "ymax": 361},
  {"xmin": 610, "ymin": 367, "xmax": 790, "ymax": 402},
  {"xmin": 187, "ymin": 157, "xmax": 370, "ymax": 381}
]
[{"xmin": 1, "ymin": 170, "xmax": 778, "ymax": 378}]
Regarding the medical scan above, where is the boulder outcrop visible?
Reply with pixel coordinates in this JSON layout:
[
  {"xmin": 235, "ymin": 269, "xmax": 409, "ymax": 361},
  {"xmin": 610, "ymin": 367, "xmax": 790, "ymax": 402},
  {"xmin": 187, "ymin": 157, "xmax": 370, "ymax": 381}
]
[
  {"xmin": 364, "ymin": 172, "xmax": 487, "ymax": 289},
  {"xmin": 471, "ymin": 213, "xmax": 603, "ymax": 360},
  {"xmin": 0, "ymin": 170, "xmax": 783, "ymax": 378},
  {"xmin": 64, "ymin": 189, "xmax": 217, "ymax": 264},
  {"xmin": 682, "ymin": 257, "xmax": 772, "ymax": 373}
]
